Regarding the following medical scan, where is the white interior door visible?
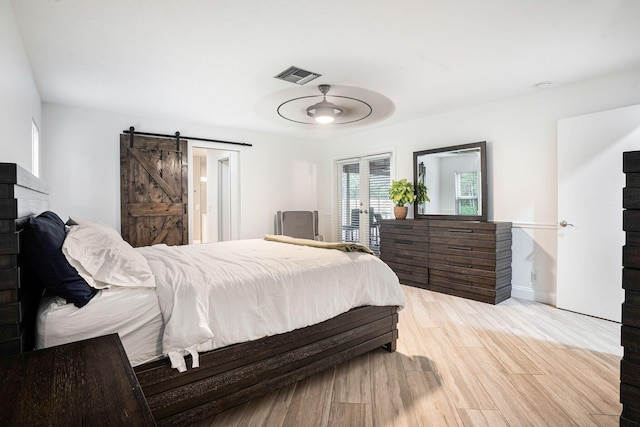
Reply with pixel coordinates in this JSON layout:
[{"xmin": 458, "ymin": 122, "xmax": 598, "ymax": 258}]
[
  {"xmin": 218, "ymin": 157, "xmax": 231, "ymax": 241},
  {"xmin": 557, "ymin": 104, "xmax": 640, "ymax": 322}
]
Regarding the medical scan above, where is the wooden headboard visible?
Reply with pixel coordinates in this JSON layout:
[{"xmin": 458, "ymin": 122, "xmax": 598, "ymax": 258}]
[{"xmin": 0, "ymin": 163, "xmax": 49, "ymax": 357}]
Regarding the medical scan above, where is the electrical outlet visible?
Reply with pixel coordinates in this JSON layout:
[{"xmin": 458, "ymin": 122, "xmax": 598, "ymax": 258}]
[{"xmin": 531, "ymin": 271, "xmax": 537, "ymax": 282}]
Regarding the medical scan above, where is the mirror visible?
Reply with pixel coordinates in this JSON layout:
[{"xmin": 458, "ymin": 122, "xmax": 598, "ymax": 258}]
[{"xmin": 413, "ymin": 141, "xmax": 487, "ymax": 221}]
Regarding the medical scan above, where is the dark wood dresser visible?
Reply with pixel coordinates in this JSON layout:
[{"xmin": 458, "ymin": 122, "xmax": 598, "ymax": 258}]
[
  {"xmin": 0, "ymin": 163, "xmax": 49, "ymax": 357},
  {"xmin": 378, "ymin": 219, "xmax": 429, "ymax": 289},
  {"xmin": 622, "ymin": 150, "xmax": 640, "ymax": 426},
  {"xmin": 0, "ymin": 333, "xmax": 156, "ymax": 426},
  {"xmin": 380, "ymin": 219, "xmax": 512, "ymax": 304}
]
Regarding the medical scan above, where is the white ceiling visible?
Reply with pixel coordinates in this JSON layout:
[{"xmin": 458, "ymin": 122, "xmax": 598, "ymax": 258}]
[{"xmin": 11, "ymin": 0, "xmax": 640, "ymax": 140}]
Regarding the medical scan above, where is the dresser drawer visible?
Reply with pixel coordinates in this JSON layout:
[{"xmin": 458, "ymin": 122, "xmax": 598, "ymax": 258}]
[
  {"xmin": 0, "ymin": 328, "xmax": 25, "ymax": 356},
  {"xmin": 0, "ymin": 232, "xmax": 19, "ymax": 256},
  {"xmin": 429, "ymin": 276, "xmax": 511, "ymax": 304},
  {"xmin": 0, "ymin": 267, "xmax": 20, "ymax": 291},
  {"xmin": 628, "ymin": 232, "xmax": 640, "ymax": 247},
  {"xmin": 623, "ymin": 187, "xmax": 640, "ymax": 209},
  {"xmin": 383, "ymin": 260, "xmax": 428, "ymax": 288},
  {"xmin": 379, "ymin": 249, "xmax": 428, "ymax": 267},
  {"xmin": 623, "ymin": 298, "xmax": 640, "ymax": 328},
  {"xmin": 429, "ymin": 268, "xmax": 510, "ymax": 288},
  {"xmin": 0, "ymin": 322, "xmax": 20, "ymax": 341},
  {"xmin": 624, "ymin": 268, "xmax": 640, "ymax": 292},
  {"xmin": 430, "ymin": 227, "xmax": 510, "ymax": 243},
  {"xmin": 428, "ymin": 220, "xmax": 507, "ymax": 233},
  {"xmin": 0, "ymin": 288, "xmax": 18, "ymax": 304},
  {"xmin": 428, "ymin": 241, "xmax": 511, "ymax": 260},
  {"xmin": 0, "ymin": 300, "xmax": 22, "ymax": 325},
  {"xmin": 429, "ymin": 252, "xmax": 512, "ymax": 272},
  {"xmin": 383, "ymin": 260, "xmax": 428, "ymax": 276},
  {"xmin": 380, "ymin": 219, "xmax": 429, "ymax": 232},
  {"xmin": 380, "ymin": 222, "xmax": 429, "ymax": 244},
  {"xmin": 0, "ymin": 254, "xmax": 17, "ymax": 270},
  {"xmin": 625, "ymin": 247, "xmax": 640, "ymax": 269},
  {"xmin": 429, "ymin": 267, "xmax": 509, "ymax": 289},
  {"xmin": 622, "ymin": 325, "xmax": 640, "ymax": 352},
  {"xmin": 380, "ymin": 232, "xmax": 429, "ymax": 246},
  {"xmin": 622, "ymin": 359, "xmax": 640, "ymax": 389},
  {"xmin": 624, "ymin": 211, "xmax": 640, "ymax": 232},
  {"xmin": 621, "ymin": 383, "xmax": 640, "ymax": 411},
  {"xmin": 380, "ymin": 220, "xmax": 429, "ymax": 274}
]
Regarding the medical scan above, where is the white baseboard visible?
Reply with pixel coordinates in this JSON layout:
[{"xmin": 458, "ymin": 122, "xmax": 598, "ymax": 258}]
[
  {"xmin": 511, "ymin": 285, "xmax": 535, "ymax": 300},
  {"xmin": 511, "ymin": 284, "xmax": 554, "ymax": 305}
]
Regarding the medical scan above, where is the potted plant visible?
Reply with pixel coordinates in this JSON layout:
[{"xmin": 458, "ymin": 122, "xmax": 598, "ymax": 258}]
[{"xmin": 389, "ymin": 179, "xmax": 416, "ymax": 220}]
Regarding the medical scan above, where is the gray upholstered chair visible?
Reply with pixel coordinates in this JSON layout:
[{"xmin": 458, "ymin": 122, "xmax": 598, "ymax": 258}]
[{"xmin": 275, "ymin": 211, "xmax": 323, "ymax": 241}]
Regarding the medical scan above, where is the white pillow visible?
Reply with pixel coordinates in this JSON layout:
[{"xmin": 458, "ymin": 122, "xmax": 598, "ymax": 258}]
[{"xmin": 62, "ymin": 220, "xmax": 156, "ymax": 289}]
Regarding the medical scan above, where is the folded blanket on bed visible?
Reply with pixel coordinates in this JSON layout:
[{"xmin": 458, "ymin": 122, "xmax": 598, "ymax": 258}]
[{"xmin": 264, "ymin": 234, "xmax": 375, "ymax": 255}]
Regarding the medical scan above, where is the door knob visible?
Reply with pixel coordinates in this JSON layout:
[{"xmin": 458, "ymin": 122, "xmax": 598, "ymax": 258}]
[{"xmin": 559, "ymin": 220, "xmax": 574, "ymax": 228}]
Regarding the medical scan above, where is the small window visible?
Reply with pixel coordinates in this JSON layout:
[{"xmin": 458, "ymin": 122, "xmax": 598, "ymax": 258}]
[
  {"xmin": 32, "ymin": 119, "xmax": 40, "ymax": 177},
  {"xmin": 455, "ymin": 171, "xmax": 478, "ymax": 215}
]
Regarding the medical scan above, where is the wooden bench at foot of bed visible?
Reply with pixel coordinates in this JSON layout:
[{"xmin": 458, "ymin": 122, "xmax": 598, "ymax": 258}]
[{"xmin": 135, "ymin": 304, "xmax": 399, "ymax": 426}]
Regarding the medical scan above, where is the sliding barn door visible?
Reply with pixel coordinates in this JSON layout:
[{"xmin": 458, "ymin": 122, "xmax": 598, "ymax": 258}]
[{"xmin": 120, "ymin": 134, "xmax": 188, "ymax": 247}]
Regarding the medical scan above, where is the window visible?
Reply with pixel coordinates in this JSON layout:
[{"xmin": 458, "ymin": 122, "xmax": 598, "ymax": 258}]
[
  {"xmin": 31, "ymin": 119, "xmax": 39, "ymax": 177},
  {"xmin": 455, "ymin": 171, "xmax": 478, "ymax": 215}
]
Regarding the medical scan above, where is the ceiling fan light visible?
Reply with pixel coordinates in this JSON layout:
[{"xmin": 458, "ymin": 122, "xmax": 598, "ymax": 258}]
[
  {"xmin": 306, "ymin": 100, "xmax": 343, "ymax": 124},
  {"xmin": 305, "ymin": 84, "xmax": 344, "ymax": 124},
  {"xmin": 314, "ymin": 113, "xmax": 336, "ymax": 124}
]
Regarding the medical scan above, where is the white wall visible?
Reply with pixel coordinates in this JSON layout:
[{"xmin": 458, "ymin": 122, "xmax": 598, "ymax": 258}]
[
  {"xmin": 0, "ymin": 0, "xmax": 41, "ymax": 172},
  {"xmin": 318, "ymin": 67, "xmax": 640, "ymax": 304},
  {"xmin": 42, "ymin": 103, "xmax": 320, "ymax": 239}
]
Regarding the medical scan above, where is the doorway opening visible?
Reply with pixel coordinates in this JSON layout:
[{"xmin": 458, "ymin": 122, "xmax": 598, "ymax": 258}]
[{"xmin": 190, "ymin": 146, "xmax": 239, "ymax": 243}]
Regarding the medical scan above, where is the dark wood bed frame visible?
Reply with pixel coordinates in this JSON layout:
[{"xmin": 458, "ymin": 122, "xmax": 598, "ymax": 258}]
[{"xmin": 0, "ymin": 163, "xmax": 400, "ymax": 426}]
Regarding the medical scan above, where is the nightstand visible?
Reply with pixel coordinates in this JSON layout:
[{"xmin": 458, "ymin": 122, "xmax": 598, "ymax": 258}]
[{"xmin": 0, "ymin": 333, "xmax": 156, "ymax": 426}]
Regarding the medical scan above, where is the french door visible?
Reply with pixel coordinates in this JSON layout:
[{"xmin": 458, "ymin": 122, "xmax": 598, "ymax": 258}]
[{"xmin": 336, "ymin": 154, "xmax": 392, "ymax": 255}]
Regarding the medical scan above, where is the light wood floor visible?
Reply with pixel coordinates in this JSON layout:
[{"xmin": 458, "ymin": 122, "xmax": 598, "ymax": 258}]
[{"xmin": 192, "ymin": 285, "xmax": 622, "ymax": 427}]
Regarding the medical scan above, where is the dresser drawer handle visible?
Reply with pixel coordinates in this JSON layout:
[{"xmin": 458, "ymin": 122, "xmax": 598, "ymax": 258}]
[
  {"xmin": 393, "ymin": 239, "xmax": 413, "ymax": 245},
  {"xmin": 449, "ymin": 246, "xmax": 472, "ymax": 251},
  {"xmin": 447, "ymin": 228, "xmax": 473, "ymax": 233},
  {"xmin": 395, "ymin": 225, "xmax": 413, "ymax": 229},
  {"xmin": 450, "ymin": 262, "xmax": 473, "ymax": 268}
]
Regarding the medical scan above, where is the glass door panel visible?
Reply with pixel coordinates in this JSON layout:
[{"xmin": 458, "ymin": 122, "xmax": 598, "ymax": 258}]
[
  {"xmin": 367, "ymin": 157, "xmax": 392, "ymax": 254},
  {"xmin": 337, "ymin": 161, "xmax": 360, "ymax": 244},
  {"xmin": 337, "ymin": 154, "xmax": 391, "ymax": 256}
]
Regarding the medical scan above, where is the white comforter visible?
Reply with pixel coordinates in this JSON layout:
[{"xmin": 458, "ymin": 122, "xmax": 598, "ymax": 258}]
[{"xmin": 137, "ymin": 239, "xmax": 405, "ymax": 372}]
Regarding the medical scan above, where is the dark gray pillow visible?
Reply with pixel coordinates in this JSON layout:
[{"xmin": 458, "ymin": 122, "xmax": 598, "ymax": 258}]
[{"xmin": 22, "ymin": 211, "xmax": 97, "ymax": 307}]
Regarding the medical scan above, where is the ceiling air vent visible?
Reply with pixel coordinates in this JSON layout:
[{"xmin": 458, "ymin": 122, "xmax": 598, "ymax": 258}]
[{"xmin": 274, "ymin": 66, "xmax": 321, "ymax": 85}]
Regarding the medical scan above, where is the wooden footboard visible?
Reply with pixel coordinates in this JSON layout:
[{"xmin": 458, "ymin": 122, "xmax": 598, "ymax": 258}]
[{"xmin": 135, "ymin": 305, "xmax": 399, "ymax": 426}]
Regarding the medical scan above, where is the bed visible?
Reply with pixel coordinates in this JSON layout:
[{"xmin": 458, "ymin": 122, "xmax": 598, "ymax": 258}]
[{"xmin": 0, "ymin": 163, "xmax": 404, "ymax": 426}]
